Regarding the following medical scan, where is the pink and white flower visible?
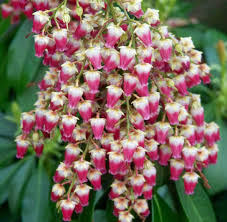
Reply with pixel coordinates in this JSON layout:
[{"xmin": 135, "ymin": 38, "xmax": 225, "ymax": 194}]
[
  {"xmin": 90, "ymin": 118, "xmax": 106, "ymax": 140},
  {"xmin": 52, "ymin": 29, "xmax": 68, "ymax": 52},
  {"xmin": 121, "ymin": 138, "xmax": 138, "ymax": 162},
  {"xmin": 106, "ymin": 85, "xmax": 123, "ymax": 108},
  {"xmin": 64, "ymin": 144, "xmax": 81, "ymax": 166},
  {"xmin": 21, "ymin": 112, "xmax": 35, "ymax": 135},
  {"xmin": 73, "ymin": 159, "xmax": 90, "ymax": 183},
  {"xmin": 135, "ymin": 63, "xmax": 152, "ymax": 86},
  {"xmin": 169, "ymin": 136, "xmax": 184, "ymax": 158},
  {"xmin": 67, "ymin": 86, "xmax": 83, "ymax": 109},
  {"xmin": 51, "ymin": 183, "xmax": 65, "ymax": 202},
  {"xmin": 183, "ymin": 172, "xmax": 199, "ymax": 195},
  {"xmin": 106, "ymin": 108, "xmax": 124, "ymax": 131},
  {"xmin": 182, "ymin": 146, "xmax": 197, "ymax": 170},
  {"xmin": 159, "ymin": 144, "xmax": 172, "ymax": 166},
  {"xmin": 75, "ymin": 184, "xmax": 91, "ymax": 206},
  {"xmin": 173, "ymin": 75, "xmax": 188, "ymax": 96},
  {"xmin": 90, "ymin": 148, "xmax": 106, "ymax": 172},
  {"xmin": 15, "ymin": 135, "xmax": 30, "ymax": 159},
  {"xmin": 170, "ymin": 159, "xmax": 184, "ymax": 181},
  {"xmin": 85, "ymin": 47, "xmax": 102, "ymax": 70},
  {"xmin": 158, "ymin": 39, "xmax": 172, "ymax": 62},
  {"xmin": 132, "ymin": 97, "xmax": 150, "ymax": 120},
  {"xmin": 108, "ymin": 152, "xmax": 124, "ymax": 175},
  {"xmin": 130, "ymin": 174, "xmax": 145, "ymax": 197},
  {"xmin": 84, "ymin": 70, "xmax": 100, "ymax": 93},
  {"xmin": 134, "ymin": 23, "xmax": 152, "ymax": 47},
  {"xmin": 60, "ymin": 200, "xmax": 76, "ymax": 221},
  {"xmin": 60, "ymin": 61, "xmax": 77, "ymax": 84},
  {"xmin": 32, "ymin": 11, "xmax": 49, "ymax": 34},
  {"xmin": 78, "ymin": 100, "xmax": 92, "ymax": 122},
  {"xmin": 62, "ymin": 115, "xmax": 78, "ymax": 138},
  {"xmin": 119, "ymin": 46, "xmax": 136, "ymax": 70},
  {"xmin": 155, "ymin": 122, "xmax": 171, "ymax": 144},
  {"xmin": 105, "ymin": 23, "xmax": 124, "ymax": 48},
  {"xmin": 87, "ymin": 169, "xmax": 102, "ymax": 190},
  {"xmin": 34, "ymin": 35, "xmax": 49, "ymax": 57},
  {"xmin": 165, "ymin": 102, "xmax": 181, "ymax": 125}
]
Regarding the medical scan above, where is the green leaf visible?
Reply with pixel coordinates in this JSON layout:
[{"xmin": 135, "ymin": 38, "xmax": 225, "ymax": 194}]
[
  {"xmin": 8, "ymin": 156, "xmax": 36, "ymax": 214},
  {"xmin": 7, "ymin": 20, "xmax": 41, "ymax": 94},
  {"xmin": 22, "ymin": 163, "xmax": 52, "ymax": 222},
  {"xmin": 18, "ymin": 66, "xmax": 46, "ymax": 112},
  {"xmin": 172, "ymin": 26, "xmax": 205, "ymax": 48},
  {"xmin": 0, "ymin": 160, "xmax": 25, "ymax": 204},
  {"xmin": 0, "ymin": 113, "xmax": 16, "ymax": 138},
  {"xmin": 152, "ymin": 193, "xmax": 178, "ymax": 222},
  {"xmin": 106, "ymin": 200, "xmax": 117, "ymax": 222},
  {"xmin": 203, "ymin": 29, "xmax": 227, "ymax": 66},
  {"xmin": 204, "ymin": 120, "xmax": 227, "ymax": 195},
  {"xmin": 94, "ymin": 210, "xmax": 107, "ymax": 222},
  {"xmin": 0, "ymin": 137, "xmax": 16, "ymax": 167},
  {"xmin": 176, "ymin": 180, "xmax": 216, "ymax": 222}
]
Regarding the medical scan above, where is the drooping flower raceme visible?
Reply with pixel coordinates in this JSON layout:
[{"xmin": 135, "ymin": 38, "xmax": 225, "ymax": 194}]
[{"xmin": 3, "ymin": 0, "xmax": 220, "ymax": 221}]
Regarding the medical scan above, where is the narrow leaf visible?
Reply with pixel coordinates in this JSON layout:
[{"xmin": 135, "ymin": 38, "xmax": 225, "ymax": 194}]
[
  {"xmin": 22, "ymin": 163, "xmax": 51, "ymax": 222},
  {"xmin": 8, "ymin": 156, "xmax": 36, "ymax": 214},
  {"xmin": 152, "ymin": 193, "xmax": 178, "ymax": 222},
  {"xmin": 176, "ymin": 180, "xmax": 216, "ymax": 222},
  {"xmin": 7, "ymin": 20, "xmax": 41, "ymax": 93},
  {"xmin": 0, "ymin": 160, "xmax": 25, "ymax": 204}
]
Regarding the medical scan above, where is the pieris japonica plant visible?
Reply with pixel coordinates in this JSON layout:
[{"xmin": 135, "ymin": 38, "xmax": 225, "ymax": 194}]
[{"xmin": 2, "ymin": 0, "xmax": 221, "ymax": 221}]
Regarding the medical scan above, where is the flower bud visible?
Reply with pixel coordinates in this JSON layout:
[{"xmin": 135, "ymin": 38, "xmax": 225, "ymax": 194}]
[
  {"xmin": 165, "ymin": 102, "xmax": 181, "ymax": 125},
  {"xmin": 143, "ymin": 161, "xmax": 156, "ymax": 186}
]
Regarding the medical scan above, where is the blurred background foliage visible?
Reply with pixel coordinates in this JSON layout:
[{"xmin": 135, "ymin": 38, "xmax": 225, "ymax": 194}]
[{"xmin": 0, "ymin": 0, "xmax": 227, "ymax": 221}]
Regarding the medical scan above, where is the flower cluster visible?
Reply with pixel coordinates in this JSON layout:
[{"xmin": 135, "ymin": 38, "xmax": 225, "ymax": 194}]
[{"xmin": 10, "ymin": 0, "xmax": 220, "ymax": 221}]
